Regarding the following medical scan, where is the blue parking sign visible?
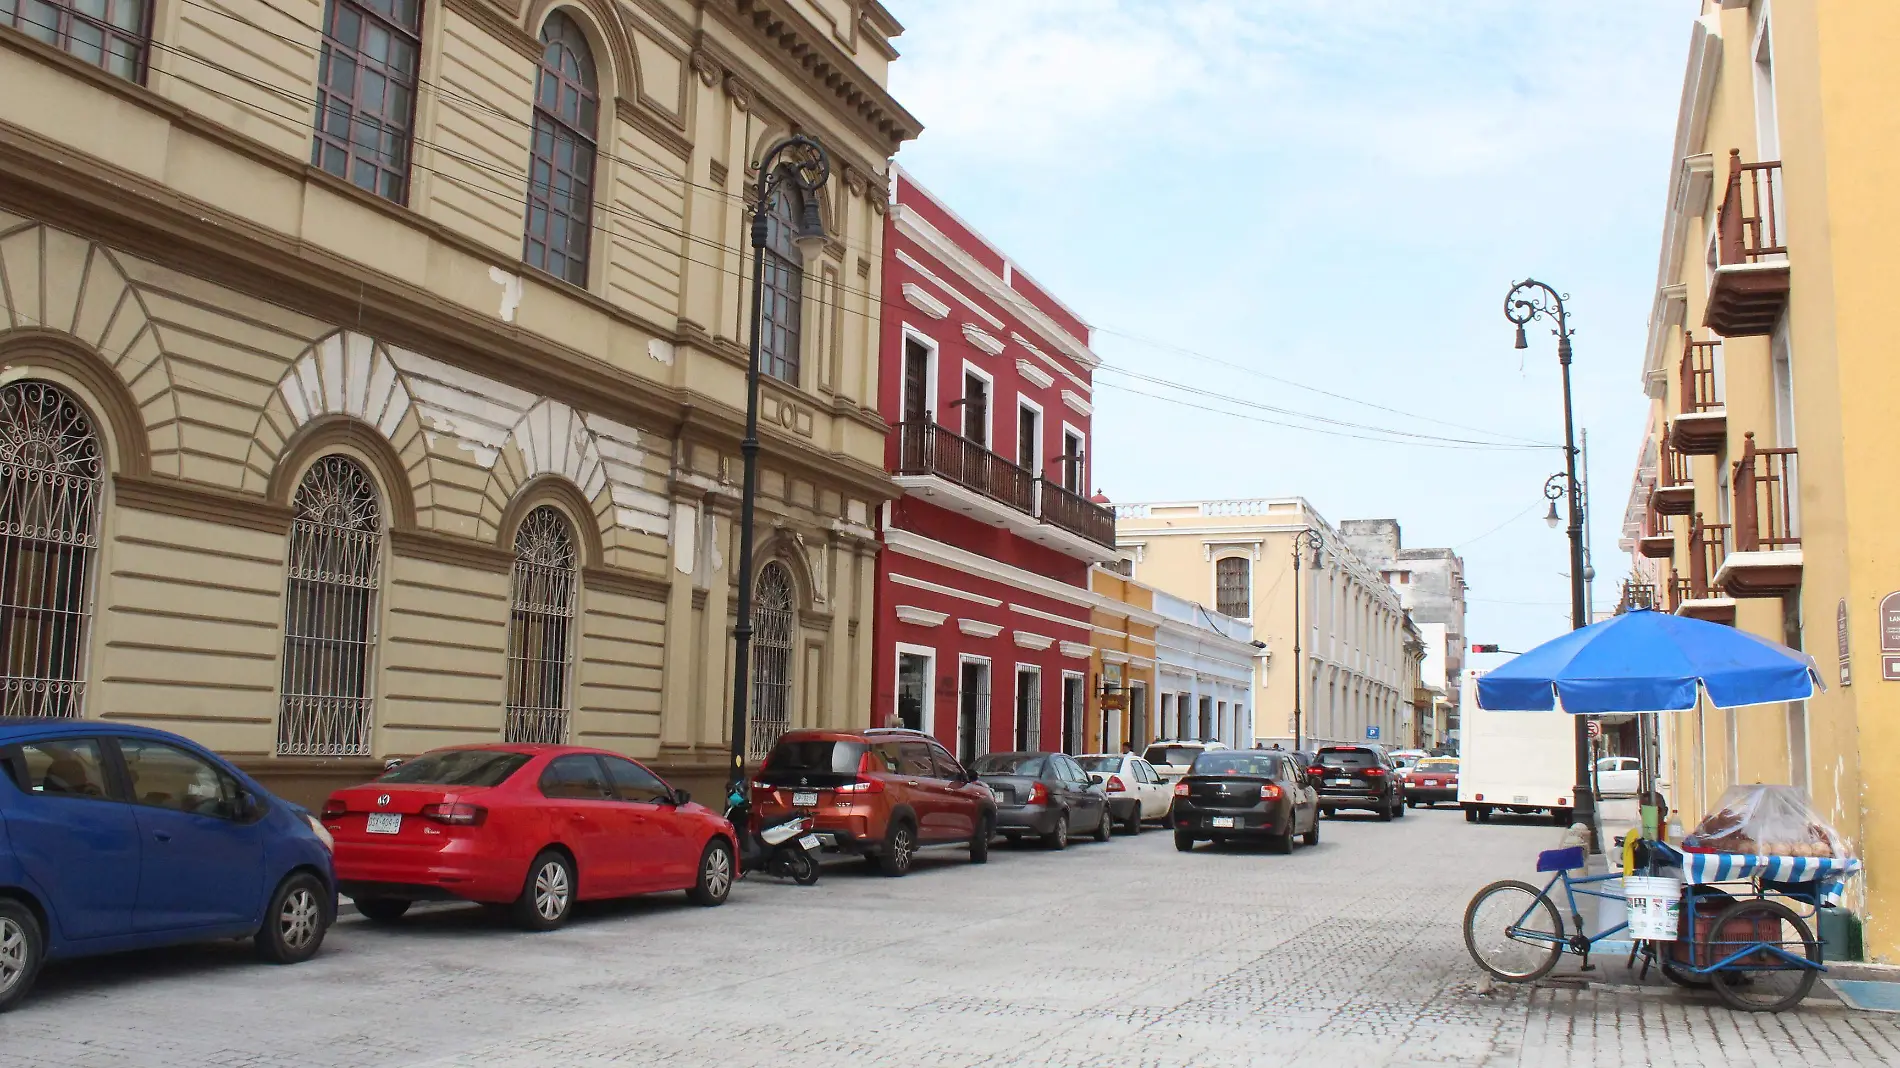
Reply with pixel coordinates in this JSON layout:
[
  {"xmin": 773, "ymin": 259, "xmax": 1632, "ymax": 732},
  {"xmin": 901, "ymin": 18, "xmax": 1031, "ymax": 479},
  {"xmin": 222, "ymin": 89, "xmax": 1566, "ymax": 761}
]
[{"xmin": 1365, "ymin": 725, "xmax": 1380, "ymax": 740}]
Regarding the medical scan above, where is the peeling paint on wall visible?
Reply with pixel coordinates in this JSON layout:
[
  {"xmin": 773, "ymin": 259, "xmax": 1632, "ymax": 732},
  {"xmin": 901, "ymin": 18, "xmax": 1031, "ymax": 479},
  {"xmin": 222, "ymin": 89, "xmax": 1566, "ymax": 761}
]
[
  {"xmin": 648, "ymin": 338, "xmax": 676, "ymax": 365},
  {"xmin": 488, "ymin": 266, "xmax": 523, "ymax": 323}
]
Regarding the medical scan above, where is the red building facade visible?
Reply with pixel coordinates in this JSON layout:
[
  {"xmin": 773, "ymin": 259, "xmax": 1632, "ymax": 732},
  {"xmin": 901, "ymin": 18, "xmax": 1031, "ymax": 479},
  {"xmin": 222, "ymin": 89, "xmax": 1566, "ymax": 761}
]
[{"xmin": 871, "ymin": 168, "xmax": 1117, "ymax": 764}]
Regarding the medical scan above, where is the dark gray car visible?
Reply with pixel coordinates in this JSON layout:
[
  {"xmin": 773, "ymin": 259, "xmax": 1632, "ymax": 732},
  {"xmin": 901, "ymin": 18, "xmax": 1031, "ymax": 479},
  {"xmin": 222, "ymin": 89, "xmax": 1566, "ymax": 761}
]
[{"xmin": 974, "ymin": 752, "xmax": 1110, "ymax": 849}]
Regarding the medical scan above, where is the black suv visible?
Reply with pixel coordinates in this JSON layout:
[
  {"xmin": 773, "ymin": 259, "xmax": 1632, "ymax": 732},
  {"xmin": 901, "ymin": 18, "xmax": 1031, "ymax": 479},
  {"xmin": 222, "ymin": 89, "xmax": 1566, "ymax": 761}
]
[{"xmin": 1310, "ymin": 745, "xmax": 1406, "ymax": 821}]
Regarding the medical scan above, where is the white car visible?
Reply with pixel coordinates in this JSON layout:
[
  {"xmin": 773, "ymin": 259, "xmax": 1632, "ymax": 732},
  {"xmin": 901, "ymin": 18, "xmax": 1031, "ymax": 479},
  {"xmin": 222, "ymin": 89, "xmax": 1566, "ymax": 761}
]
[
  {"xmin": 1139, "ymin": 740, "xmax": 1230, "ymax": 784},
  {"xmin": 1078, "ymin": 753, "xmax": 1172, "ymax": 833},
  {"xmin": 1595, "ymin": 756, "xmax": 1641, "ymax": 796}
]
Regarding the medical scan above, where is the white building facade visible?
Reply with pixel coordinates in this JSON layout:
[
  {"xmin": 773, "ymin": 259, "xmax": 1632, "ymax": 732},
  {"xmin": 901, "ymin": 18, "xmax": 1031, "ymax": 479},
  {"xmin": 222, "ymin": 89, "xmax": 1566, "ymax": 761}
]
[{"xmin": 1151, "ymin": 590, "xmax": 1256, "ymax": 748}]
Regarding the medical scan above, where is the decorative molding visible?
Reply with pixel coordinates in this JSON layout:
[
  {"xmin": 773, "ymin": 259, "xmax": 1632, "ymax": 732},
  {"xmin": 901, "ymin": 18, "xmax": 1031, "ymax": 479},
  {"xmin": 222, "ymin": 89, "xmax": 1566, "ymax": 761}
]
[
  {"xmin": 390, "ymin": 529, "xmax": 516, "ymax": 573},
  {"xmin": 902, "ymin": 283, "xmax": 949, "ymax": 320},
  {"xmin": 893, "ymin": 250, "xmax": 1004, "ymax": 331},
  {"xmin": 895, "ymin": 606, "xmax": 949, "ymax": 628},
  {"xmin": 1060, "ymin": 390, "xmax": 1091, "ymax": 416},
  {"xmin": 688, "ymin": 48, "xmax": 721, "ymax": 87},
  {"xmin": 856, "ymin": 256, "xmax": 872, "ymax": 278},
  {"xmin": 842, "ymin": 165, "xmax": 869, "ymax": 197},
  {"xmin": 888, "ymin": 572, "xmax": 1003, "ymax": 608},
  {"xmin": 1101, "ymin": 650, "xmax": 1130, "ymax": 665},
  {"xmin": 1010, "ymin": 332, "xmax": 1090, "ymax": 396},
  {"xmin": 443, "ymin": 0, "xmax": 542, "ymax": 62},
  {"xmin": 893, "ymin": 206, "xmax": 1097, "ymax": 369},
  {"xmin": 1203, "ymin": 539, "xmax": 1262, "ymax": 562},
  {"xmin": 1010, "ymin": 602, "xmax": 1093, "ymax": 632},
  {"xmin": 112, "ymin": 474, "xmax": 294, "ymax": 535},
  {"xmin": 615, "ymin": 97, "xmax": 693, "ymax": 160},
  {"xmin": 1015, "ymin": 359, "xmax": 1053, "ymax": 390},
  {"xmin": 1013, "ymin": 631, "xmax": 1054, "ymax": 651},
  {"xmin": 1059, "ymin": 641, "xmax": 1092, "ymax": 659},
  {"xmin": 961, "ymin": 323, "xmax": 1005, "ymax": 356},
  {"xmin": 723, "ymin": 72, "xmax": 754, "ymax": 113},
  {"xmin": 957, "ymin": 618, "xmax": 1004, "ymax": 638},
  {"xmin": 583, "ymin": 564, "xmax": 672, "ymax": 601}
]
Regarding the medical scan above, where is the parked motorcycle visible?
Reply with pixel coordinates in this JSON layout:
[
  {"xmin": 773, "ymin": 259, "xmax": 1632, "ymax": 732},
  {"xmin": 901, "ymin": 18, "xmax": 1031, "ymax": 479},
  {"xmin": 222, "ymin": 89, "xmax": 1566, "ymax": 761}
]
[{"xmin": 724, "ymin": 795, "xmax": 822, "ymax": 885}]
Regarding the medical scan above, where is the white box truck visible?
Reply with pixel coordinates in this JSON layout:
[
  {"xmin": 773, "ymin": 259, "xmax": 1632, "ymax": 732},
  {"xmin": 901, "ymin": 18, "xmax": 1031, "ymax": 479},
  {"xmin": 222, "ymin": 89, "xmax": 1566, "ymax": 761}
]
[{"xmin": 1456, "ymin": 669, "xmax": 1577, "ymax": 825}]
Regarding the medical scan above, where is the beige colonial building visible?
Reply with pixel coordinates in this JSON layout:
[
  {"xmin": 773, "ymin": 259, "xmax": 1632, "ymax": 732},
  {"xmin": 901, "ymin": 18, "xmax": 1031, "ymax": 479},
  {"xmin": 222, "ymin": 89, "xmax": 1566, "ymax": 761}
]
[{"xmin": 0, "ymin": 0, "xmax": 916, "ymax": 802}]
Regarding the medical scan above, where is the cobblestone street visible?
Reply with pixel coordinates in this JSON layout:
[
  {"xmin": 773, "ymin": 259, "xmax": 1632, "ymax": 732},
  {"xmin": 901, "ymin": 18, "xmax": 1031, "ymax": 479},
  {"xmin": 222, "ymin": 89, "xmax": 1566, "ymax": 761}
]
[{"xmin": 5, "ymin": 808, "xmax": 1897, "ymax": 1067}]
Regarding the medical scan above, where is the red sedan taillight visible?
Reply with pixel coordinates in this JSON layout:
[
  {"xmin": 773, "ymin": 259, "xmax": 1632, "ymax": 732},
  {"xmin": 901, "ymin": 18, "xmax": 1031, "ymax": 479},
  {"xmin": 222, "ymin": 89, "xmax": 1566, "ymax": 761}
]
[
  {"xmin": 1260, "ymin": 783, "xmax": 1284, "ymax": 802},
  {"xmin": 420, "ymin": 802, "xmax": 486, "ymax": 826},
  {"xmin": 1105, "ymin": 775, "xmax": 1126, "ymax": 793}
]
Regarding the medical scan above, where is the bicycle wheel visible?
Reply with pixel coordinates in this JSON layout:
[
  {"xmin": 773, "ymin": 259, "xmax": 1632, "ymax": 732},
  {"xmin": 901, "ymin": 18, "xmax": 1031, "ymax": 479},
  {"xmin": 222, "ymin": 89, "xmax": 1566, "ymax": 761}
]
[
  {"xmin": 1464, "ymin": 879, "xmax": 1564, "ymax": 982},
  {"xmin": 1706, "ymin": 898, "xmax": 1820, "ymax": 1012}
]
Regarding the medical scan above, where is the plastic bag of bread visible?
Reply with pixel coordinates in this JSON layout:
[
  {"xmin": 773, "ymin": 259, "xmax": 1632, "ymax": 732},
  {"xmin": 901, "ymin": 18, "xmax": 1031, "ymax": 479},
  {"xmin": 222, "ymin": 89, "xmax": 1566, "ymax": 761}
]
[{"xmin": 1679, "ymin": 784, "xmax": 1852, "ymax": 858}]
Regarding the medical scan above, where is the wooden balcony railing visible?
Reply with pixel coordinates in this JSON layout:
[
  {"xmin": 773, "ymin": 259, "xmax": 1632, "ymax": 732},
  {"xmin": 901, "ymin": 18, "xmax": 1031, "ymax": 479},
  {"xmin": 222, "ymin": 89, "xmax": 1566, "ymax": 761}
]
[
  {"xmin": 1686, "ymin": 513, "xmax": 1730, "ymax": 599},
  {"xmin": 1036, "ymin": 479, "xmax": 1116, "ymax": 548},
  {"xmin": 1617, "ymin": 581, "xmax": 1657, "ymax": 613},
  {"xmin": 1716, "ymin": 150, "xmax": 1786, "ymax": 266},
  {"xmin": 1663, "ymin": 430, "xmax": 1692, "ymax": 488},
  {"xmin": 1680, "ymin": 333, "xmax": 1722, "ymax": 414},
  {"xmin": 1732, "ymin": 433, "xmax": 1798, "ymax": 552},
  {"xmin": 895, "ymin": 422, "xmax": 1034, "ymax": 515},
  {"xmin": 1669, "ymin": 567, "xmax": 1689, "ymax": 612}
]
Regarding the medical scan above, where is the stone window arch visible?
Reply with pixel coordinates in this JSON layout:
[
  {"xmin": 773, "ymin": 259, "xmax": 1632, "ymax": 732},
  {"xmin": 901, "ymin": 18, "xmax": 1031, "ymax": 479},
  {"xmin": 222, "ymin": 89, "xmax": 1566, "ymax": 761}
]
[
  {"xmin": 747, "ymin": 560, "xmax": 796, "ymax": 761},
  {"xmin": 0, "ymin": 381, "xmax": 104, "ymax": 719},
  {"xmin": 277, "ymin": 455, "xmax": 384, "ymax": 756},
  {"xmin": 523, "ymin": 11, "xmax": 600, "ymax": 286},
  {"xmin": 504, "ymin": 505, "xmax": 578, "ymax": 743}
]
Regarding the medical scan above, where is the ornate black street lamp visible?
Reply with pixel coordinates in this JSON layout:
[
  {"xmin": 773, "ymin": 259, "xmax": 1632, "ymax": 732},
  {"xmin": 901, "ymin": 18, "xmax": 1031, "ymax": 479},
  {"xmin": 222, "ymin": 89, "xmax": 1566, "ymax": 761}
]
[
  {"xmin": 1289, "ymin": 527, "xmax": 1325, "ymax": 752},
  {"xmin": 1504, "ymin": 278, "xmax": 1597, "ymax": 846},
  {"xmin": 727, "ymin": 135, "xmax": 831, "ymax": 798}
]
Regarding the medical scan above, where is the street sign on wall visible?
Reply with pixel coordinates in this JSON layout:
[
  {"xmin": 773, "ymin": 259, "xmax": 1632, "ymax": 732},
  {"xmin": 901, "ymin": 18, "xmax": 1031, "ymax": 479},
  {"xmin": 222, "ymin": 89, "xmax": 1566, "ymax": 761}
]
[
  {"xmin": 1365, "ymin": 725, "xmax": 1380, "ymax": 740},
  {"xmin": 1586, "ymin": 719, "xmax": 1602, "ymax": 739},
  {"xmin": 1883, "ymin": 592, "xmax": 1900, "ymax": 682},
  {"xmin": 1839, "ymin": 599, "xmax": 1853, "ymax": 687}
]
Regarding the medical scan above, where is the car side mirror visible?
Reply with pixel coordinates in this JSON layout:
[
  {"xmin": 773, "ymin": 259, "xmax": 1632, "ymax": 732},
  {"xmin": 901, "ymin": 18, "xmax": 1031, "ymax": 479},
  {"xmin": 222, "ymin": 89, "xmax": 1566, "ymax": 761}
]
[
  {"xmin": 672, "ymin": 789, "xmax": 691, "ymax": 806},
  {"xmin": 233, "ymin": 791, "xmax": 260, "ymax": 822}
]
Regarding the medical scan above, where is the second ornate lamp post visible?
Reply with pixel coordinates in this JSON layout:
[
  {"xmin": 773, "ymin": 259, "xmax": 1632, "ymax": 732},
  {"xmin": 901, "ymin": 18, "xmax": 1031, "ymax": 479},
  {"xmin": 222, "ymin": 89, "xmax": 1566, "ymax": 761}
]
[
  {"xmin": 1504, "ymin": 278, "xmax": 1598, "ymax": 846},
  {"xmin": 1289, "ymin": 527, "xmax": 1325, "ymax": 752},
  {"xmin": 727, "ymin": 135, "xmax": 831, "ymax": 799}
]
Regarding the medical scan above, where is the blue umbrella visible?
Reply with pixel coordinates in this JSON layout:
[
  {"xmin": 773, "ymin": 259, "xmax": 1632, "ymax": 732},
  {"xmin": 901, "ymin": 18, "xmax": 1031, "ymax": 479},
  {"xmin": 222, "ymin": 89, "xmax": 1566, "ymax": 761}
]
[{"xmin": 1476, "ymin": 608, "xmax": 1822, "ymax": 714}]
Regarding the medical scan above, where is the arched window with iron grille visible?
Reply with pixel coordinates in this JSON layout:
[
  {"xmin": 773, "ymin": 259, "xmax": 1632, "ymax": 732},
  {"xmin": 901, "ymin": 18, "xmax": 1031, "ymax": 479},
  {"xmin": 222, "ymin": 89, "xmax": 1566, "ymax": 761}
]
[
  {"xmin": 505, "ymin": 505, "xmax": 577, "ymax": 744},
  {"xmin": 0, "ymin": 382, "xmax": 103, "ymax": 719},
  {"xmin": 3, "ymin": 0, "xmax": 151, "ymax": 81},
  {"xmin": 522, "ymin": 12, "xmax": 599, "ymax": 286},
  {"xmin": 747, "ymin": 561, "xmax": 795, "ymax": 761},
  {"xmin": 277, "ymin": 456, "xmax": 383, "ymax": 756},
  {"xmin": 758, "ymin": 183, "xmax": 806, "ymax": 385}
]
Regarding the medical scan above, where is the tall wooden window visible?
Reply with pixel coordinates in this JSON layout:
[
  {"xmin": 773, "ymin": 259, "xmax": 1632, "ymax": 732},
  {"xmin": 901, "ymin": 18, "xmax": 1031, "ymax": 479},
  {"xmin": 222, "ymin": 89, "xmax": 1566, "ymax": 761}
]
[
  {"xmin": 3, "ymin": 0, "xmax": 149, "ymax": 81},
  {"xmin": 277, "ymin": 457, "xmax": 383, "ymax": 756},
  {"xmin": 1215, "ymin": 557, "xmax": 1250, "ymax": 617},
  {"xmin": 0, "ymin": 382, "xmax": 102, "ymax": 719},
  {"xmin": 748, "ymin": 562, "xmax": 795, "ymax": 761},
  {"xmin": 523, "ymin": 12, "xmax": 598, "ymax": 286},
  {"xmin": 311, "ymin": 0, "xmax": 422, "ymax": 203},
  {"xmin": 504, "ymin": 506, "xmax": 577, "ymax": 744},
  {"xmin": 759, "ymin": 183, "xmax": 806, "ymax": 384},
  {"xmin": 902, "ymin": 338, "xmax": 930, "ymax": 422}
]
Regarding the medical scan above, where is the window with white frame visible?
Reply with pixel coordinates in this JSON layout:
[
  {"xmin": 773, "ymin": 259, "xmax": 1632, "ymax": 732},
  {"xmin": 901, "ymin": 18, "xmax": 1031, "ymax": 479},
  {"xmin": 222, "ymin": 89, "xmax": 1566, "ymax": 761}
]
[
  {"xmin": 896, "ymin": 646, "xmax": 932, "ymax": 733},
  {"xmin": 1014, "ymin": 666, "xmax": 1041, "ymax": 750},
  {"xmin": 1215, "ymin": 556, "xmax": 1250, "ymax": 618}
]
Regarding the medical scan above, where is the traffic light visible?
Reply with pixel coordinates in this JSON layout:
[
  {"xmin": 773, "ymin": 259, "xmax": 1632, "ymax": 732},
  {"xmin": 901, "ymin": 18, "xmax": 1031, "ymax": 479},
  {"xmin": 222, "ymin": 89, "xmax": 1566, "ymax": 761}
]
[{"xmin": 1471, "ymin": 643, "xmax": 1502, "ymax": 653}]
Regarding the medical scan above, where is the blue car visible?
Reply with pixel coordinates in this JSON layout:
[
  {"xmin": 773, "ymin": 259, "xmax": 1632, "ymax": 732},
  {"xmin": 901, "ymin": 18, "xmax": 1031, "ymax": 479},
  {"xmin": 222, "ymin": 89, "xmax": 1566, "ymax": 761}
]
[{"xmin": 0, "ymin": 719, "xmax": 337, "ymax": 1011}]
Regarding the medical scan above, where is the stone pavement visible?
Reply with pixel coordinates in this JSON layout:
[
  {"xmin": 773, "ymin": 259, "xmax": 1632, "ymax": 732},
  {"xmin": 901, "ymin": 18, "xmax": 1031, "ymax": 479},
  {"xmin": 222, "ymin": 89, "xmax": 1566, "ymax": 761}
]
[{"xmin": 4, "ymin": 807, "xmax": 1897, "ymax": 1067}]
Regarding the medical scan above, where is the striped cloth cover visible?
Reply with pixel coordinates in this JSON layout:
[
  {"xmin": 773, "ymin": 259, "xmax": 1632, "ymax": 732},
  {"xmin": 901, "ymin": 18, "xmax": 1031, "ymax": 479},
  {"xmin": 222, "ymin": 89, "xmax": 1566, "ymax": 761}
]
[{"xmin": 1653, "ymin": 842, "xmax": 1862, "ymax": 906}]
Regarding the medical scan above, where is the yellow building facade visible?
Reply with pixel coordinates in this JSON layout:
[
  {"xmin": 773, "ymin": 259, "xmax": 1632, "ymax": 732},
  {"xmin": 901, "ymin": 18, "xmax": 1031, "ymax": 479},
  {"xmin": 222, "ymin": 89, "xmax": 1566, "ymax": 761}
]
[
  {"xmin": 1085, "ymin": 567, "xmax": 1158, "ymax": 754},
  {"xmin": 1623, "ymin": 0, "xmax": 1900, "ymax": 960},
  {"xmin": 0, "ymin": 0, "xmax": 916, "ymax": 804}
]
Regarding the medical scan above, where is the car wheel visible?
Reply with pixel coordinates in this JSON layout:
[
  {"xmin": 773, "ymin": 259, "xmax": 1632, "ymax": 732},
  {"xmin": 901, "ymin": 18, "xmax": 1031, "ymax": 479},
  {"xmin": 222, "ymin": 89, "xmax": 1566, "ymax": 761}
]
[
  {"xmin": 1044, "ymin": 811, "xmax": 1070, "ymax": 850},
  {"xmin": 0, "ymin": 899, "xmax": 45, "ymax": 1013},
  {"xmin": 1120, "ymin": 805, "xmax": 1143, "ymax": 835},
  {"xmin": 256, "ymin": 872, "xmax": 329, "ymax": 964},
  {"xmin": 1302, "ymin": 818, "xmax": 1321, "ymax": 847},
  {"xmin": 1093, "ymin": 806, "xmax": 1112, "ymax": 842},
  {"xmin": 878, "ymin": 821, "xmax": 916, "ymax": 877},
  {"xmin": 1465, "ymin": 806, "xmax": 1478, "ymax": 823},
  {"xmin": 1173, "ymin": 830, "xmax": 1195, "ymax": 852},
  {"xmin": 1394, "ymin": 796, "xmax": 1407, "ymax": 819},
  {"xmin": 353, "ymin": 897, "xmax": 411, "ymax": 924},
  {"xmin": 688, "ymin": 839, "xmax": 736, "ymax": 904},
  {"xmin": 970, "ymin": 816, "xmax": 992, "ymax": 864},
  {"xmin": 512, "ymin": 850, "xmax": 576, "ymax": 930},
  {"xmin": 1268, "ymin": 830, "xmax": 1293, "ymax": 855},
  {"xmin": 1378, "ymin": 799, "xmax": 1394, "ymax": 822}
]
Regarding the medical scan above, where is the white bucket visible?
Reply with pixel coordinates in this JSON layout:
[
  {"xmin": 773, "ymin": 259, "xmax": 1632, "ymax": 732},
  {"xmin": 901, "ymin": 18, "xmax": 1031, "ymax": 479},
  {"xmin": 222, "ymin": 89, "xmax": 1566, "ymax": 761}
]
[{"xmin": 1624, "ymin": 875, "xmax": 1684, "ymax": 941}]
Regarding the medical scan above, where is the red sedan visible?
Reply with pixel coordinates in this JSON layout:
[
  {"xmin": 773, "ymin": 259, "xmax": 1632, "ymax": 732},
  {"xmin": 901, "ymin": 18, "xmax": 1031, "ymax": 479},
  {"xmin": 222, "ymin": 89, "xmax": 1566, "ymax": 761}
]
[
  {"xmin": 1403, "ymin": 757, "xmax": 1461, "ymax": 809},
  {"xmin": 321, "ymin": 745, "xmax": 737, "ymax": 929}
]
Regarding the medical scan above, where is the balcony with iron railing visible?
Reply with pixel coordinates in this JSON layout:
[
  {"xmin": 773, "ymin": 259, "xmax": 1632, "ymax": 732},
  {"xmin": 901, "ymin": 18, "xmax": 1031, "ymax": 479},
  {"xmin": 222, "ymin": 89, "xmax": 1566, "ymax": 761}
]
[
  {"xmin": 1670, "ymin": 333, "xmax": 1727, "ymax": 455},
  {"xmin": 1704, "ymin": 150, "xmax": 1789, "ymax": 337},
  {"xmin": 891, "ymin": 421, "xmax": 1116, "ymax": 556},
  {"xmin": 1652, "ymin": 425, "xmax": 1695, "ymax": 515},
  {"xmin": 1674, "ymin": 513, "xmax": 1736, "ymax": 624},
  {"xmin": 1714, "ymin": 433, "xmax": 1802, "ymax": 598}
]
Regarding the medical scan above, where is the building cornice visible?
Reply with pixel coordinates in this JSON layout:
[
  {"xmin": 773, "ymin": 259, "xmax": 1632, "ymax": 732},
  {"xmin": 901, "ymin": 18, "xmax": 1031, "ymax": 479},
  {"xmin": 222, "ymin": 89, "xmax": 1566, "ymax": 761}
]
[{"xmin": 1641, "ymin": 20, "xmax": 1723, "ymax": 390}]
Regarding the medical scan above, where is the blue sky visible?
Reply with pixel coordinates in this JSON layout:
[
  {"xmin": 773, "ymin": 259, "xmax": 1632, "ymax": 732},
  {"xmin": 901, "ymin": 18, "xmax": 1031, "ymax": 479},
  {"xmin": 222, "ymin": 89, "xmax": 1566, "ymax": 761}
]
[{"xmin": 884, "ymin": 0, "xmax": 1694, "ymax": 661}]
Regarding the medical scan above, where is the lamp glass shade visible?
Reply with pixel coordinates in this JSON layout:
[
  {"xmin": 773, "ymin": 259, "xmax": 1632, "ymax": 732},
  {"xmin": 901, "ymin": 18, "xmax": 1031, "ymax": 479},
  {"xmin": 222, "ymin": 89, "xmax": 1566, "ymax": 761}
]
[
  {"xmin": 1514, "ymin": 324, "xmax": 1528, "ymax": 350},
  {"xmin": 793, "ymin": 199, "xmax": 827, "ymax": 261},
  {"xmin": 1545, "ymin": 501, "xmax": 1561, "ymax": 529}
]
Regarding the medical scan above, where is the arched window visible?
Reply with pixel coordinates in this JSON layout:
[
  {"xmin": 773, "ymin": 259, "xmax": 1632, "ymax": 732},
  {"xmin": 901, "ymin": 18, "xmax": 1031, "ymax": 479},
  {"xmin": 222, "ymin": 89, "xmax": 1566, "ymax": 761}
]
[
  {"xmin": 504, "ymin": 505, "xmax": 577, "ymax": 744},
  {"xmin": 758, "ymin": 182, "xmax": 806, "ymax": 384},
  {"xmin": 310, "ymin": 0, "xmax": 423, "ymax": 202},
  {"xmin": 0, "ymin": 382, "xmax": 103, "ymax": 719},
  {"xmin": 522, "ymin": 12, "xmax": 598, "ymax": 286},
  {"xmin": 1215, "ymin": 556, "xmax": 1250, "ymax": 617},
  {"xmin": 4, "ymin": 0, "xmax": 150, "ymax": 81},
  {"xmin": 278, "ymin": 456, "xmax": 383, "ymax": 756},
  {"xmin": 747, "ymin": 561, "xmax": 795, "ymax": 761}
]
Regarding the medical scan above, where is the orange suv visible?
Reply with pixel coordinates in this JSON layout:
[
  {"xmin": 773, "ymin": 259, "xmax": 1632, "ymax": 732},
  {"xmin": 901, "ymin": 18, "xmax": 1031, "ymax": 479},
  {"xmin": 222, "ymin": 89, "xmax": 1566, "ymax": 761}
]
[{"xmin": 750, "ymin": 728, "xmax": 996, "ymax": 876}]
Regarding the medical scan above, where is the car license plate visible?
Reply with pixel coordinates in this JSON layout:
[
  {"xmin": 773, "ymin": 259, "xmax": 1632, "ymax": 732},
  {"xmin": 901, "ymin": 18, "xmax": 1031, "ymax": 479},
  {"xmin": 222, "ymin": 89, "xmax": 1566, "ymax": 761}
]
[
  {"xmin": 1423, "ymin": 779, "xmax": 1439, "ymax": 787},
  {"xmin": 798, "ymin": 834, "xmax": 822, "ymax": 852},
  {"xmin": 1513, "ymin": 794, "xmax": 1531, "ymax": 804},
  {"xmin": 365, "ymin": 812, "xmax": 401, "ymax": 835},
  {"xmin": 1329, "ymin": 778, "xmax": 1353, "ymax": 787},
  {"xmin": 1210, "ymin": 816, "xmax": 1236, "ymax": 828},
  {"xmin": 792, "ymin": 791, "xmax": 819, "ymax": 807}
]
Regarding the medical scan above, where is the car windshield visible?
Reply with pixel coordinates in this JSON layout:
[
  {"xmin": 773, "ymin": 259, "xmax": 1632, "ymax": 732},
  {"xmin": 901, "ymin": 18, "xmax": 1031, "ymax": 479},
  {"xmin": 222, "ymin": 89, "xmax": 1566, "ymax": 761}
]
[
  {"xmin": 1318, "ymin": 748, "xmax": 1377, "ymax": 768},
  {"xmin": 1417, "ymin": 760, "xmax": 1459, "ymax": 774},
  {"xmin": 1190, "ymin": 752, "xmax": 1282, "ymax": 777},
  {"xmin": 974, "ymin": 753, "xmax": 1047, "ymax": 776},
  {"xmin": 379, "ymin": 750, "xmax": 530, "ymax": 787},
  {"xmin": 765, "ymin": 739, "xmax": 866, "ymax": 774},
  {"xmin": 1144, "ymin": 746, "xmax": 1205, "ymax": 767},
  {"xmin": 1076, "ymin": 756, "xmax": 1122, "ymax": 773}
]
